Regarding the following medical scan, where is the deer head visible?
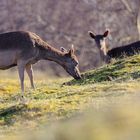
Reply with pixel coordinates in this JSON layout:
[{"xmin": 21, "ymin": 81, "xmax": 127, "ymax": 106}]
[
  {"xmin": 60, "ymin": 45, "xmax": 81, "ymax": 80},
  {"xmin": 88, "ymin": 30, "xmax": 110, "ymax": 63}
]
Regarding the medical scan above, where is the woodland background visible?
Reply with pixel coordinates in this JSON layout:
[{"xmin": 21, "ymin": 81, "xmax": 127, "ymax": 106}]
[{"xmin": 0, "ymin": 0, "xmax": 140, "ymax": 77}]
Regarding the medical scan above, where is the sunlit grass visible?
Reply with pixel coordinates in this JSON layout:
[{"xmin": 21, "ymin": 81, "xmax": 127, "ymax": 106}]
[{"xmin": 1, "ymin": 55, "xmax": 140, "ymax": 139}]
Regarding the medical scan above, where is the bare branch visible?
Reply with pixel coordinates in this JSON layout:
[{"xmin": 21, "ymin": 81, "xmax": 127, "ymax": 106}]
[{"xmin": 121, "ymin": 0, "xmax": 132, "ymax": 13}]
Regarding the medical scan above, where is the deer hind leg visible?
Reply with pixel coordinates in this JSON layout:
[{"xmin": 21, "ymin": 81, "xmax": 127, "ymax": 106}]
[
  {"xmin": 17, "ymin": 61, "xmax": 26, "ymax": 97},
  {"xmin": 25, "ymin": 64, "xmax": 35, "ymax": 89}
]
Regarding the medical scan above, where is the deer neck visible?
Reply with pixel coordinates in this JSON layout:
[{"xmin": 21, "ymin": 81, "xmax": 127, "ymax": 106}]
[
  {"xmin": 99, "ymin": 44, "xmax": 110, "ymax": 63},
  {"xmin": 39, "ymin": 44, "xmax": 65, "ymax": 66},
  {"xmin": 100, "ymin": 41, "xmax": 108, "ymax": 55}
]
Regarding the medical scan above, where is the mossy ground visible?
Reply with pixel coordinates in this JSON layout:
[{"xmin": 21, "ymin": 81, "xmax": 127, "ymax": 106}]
[{"xmin": 1, "ymin": 55, "xmax": 140, "ymax": 139}]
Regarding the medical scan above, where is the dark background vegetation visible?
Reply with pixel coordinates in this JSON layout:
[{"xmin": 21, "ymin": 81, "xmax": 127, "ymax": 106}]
[{"xmin": 0, "ymin": 0, "xmax": 140, "ymax": 77}]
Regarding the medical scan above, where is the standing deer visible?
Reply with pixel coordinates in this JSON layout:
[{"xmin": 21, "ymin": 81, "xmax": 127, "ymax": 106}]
[
  {"xmin": 88, "ymin": 30, "xmax": 140, "ymax": 63},
  {"xmin": 0, "ymin": 31, "xmax": 81, "ymax": 97}
]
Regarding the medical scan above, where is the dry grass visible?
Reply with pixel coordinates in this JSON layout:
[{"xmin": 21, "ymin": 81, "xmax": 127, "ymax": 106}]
[{"xmin": 1, "ymin": 55, "xmax": 140, "ymax": 139}]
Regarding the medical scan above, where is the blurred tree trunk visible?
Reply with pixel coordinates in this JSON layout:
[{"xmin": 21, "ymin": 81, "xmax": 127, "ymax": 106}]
[
  {"xmin": 137, "ymin": 8, "xmax": 140, "ymax": 39},
  {"xmin": 121, "ymin": 0, "xmax": 140, "ymax": 39},
  {"xmin": 121, "ymin": 0, "xmax": 132, "ymax": 13}
]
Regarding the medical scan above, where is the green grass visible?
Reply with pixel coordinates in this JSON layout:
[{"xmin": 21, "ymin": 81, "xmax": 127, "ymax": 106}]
[
  {"xmin": 1, "ymin": 55, "xmax": 140, "ymax": 139},
  {"xmin": 66, "ymin": 55, "xmax": 140, "ymax": 85}
]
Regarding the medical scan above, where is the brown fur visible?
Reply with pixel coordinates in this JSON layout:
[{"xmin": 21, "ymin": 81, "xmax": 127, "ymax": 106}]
[{"xmin": 0, "ymin": 31, "xmax": 81, "ymax": 96}]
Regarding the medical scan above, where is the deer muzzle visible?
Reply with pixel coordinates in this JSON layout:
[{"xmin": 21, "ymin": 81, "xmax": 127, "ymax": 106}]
[{"xmin": 73, "ymin": 67, "xmax": 82, "ymax": 80}]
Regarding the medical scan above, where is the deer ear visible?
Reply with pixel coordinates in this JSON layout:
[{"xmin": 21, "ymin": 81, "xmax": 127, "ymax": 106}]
[
  {"xmin": 88, "ymin": 31, "xmax": 96, "ymax": 39},
  {"xmin": 60, "ymin": 47, "xmax": 68, "ymax": 53},
  {"xmin": 103, "ymin": 30, "xmax": 109, "ymax": 37},
  {"xmin": 70, "ymin": 44, "xmax": 74, "ymax": 54},
  {"xmin": 67, "ymin": 44, "xmax": 75, "ymax": 56}
]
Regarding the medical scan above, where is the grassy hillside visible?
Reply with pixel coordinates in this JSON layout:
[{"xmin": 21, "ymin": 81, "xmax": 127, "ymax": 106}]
[
  {"xmin": 1, "ymin": 55, "xmax": 140, "ymax": 139},
  {"xmin": 66, "ymin": 55, "xmax": 140, "ymax": 85}
]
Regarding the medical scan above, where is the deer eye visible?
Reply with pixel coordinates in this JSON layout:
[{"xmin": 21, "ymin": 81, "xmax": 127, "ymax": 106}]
[
  {"xmin": 71, "ymin": 58, "xmax": 79, "ymax": 66},
  {"xmin": 74, "ymin": 61, "xmax": 79, "ymax": 66}
]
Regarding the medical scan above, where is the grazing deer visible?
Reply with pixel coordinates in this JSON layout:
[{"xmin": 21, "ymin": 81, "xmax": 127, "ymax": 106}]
[
  {"xmin": 88, "ymin": 30, "xmax": 140, "ymax": 63},
  {"xmin": 0, "ymin": 31, "xmax": 81, "ymax": 97}
]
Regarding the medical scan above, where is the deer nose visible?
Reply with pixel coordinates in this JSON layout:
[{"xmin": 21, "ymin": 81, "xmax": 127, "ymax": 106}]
[
  {"xmin": 75, "ymin": 72, "xmax": 82, "ymax": 80},
  {"xmin": 74, "ymin": 75, "xmax": 82, "ymax": 80},
  {"xmin": 78, "ymin": 75, "xmax": 82, "ymax": 79},
  {"xmin": 74, "ymin": 67, "xmax": 82, "ymax": 80}
]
